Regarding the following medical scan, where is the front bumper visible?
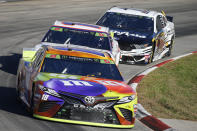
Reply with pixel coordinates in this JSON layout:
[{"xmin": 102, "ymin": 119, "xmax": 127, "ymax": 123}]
[
  {"xmin": 34, "ymin": 100, "xmax": 136, "ymax": 128},
  {"xmin": 34, "ymin": 114, "xmax": 134, "ymax": 128},
  {"xmin": 33, "ymin": 88, "xmax": 137, "ymax": 128},
  {"xmin": 120, "ymin": 47, "xmax": 152, "ymax": 64}
]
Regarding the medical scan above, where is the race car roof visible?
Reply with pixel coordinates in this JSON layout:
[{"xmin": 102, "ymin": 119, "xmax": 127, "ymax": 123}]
[
  {"xmin": 53, "ymin": 20, "xmax": 109, "ymax": 33},
  {"xmin": 107, "ymin": 7, "xmax": 158, "ymax": 18},
  {"xmin": 45, "ymin": 46, "xmax": 113, "ymax": 60}
]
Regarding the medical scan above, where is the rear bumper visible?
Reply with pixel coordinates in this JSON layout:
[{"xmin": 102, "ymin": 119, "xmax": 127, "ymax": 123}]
[{"xmin": 33, "ymin": 114, "xmax": 135, "ymax": 128}]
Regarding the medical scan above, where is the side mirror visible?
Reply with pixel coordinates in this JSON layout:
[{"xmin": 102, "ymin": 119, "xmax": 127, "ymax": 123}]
[{"xmin": 166, "ymin": 16, "xmax": 173, "ymax": 22}]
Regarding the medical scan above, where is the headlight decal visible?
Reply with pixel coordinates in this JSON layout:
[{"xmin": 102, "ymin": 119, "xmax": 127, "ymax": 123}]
[
  {"xmin": 117, "ymin": 95, "xmax": 136, "ymax": 104},
  {"xmin": 38, "ymin": 84, "xmax": 61, "ymax": 98}
]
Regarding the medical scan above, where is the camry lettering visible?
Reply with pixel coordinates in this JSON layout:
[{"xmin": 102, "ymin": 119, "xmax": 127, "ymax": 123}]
[{"xmin": 60, "ymin": 80, "xmax": 93, "ymax": 86}]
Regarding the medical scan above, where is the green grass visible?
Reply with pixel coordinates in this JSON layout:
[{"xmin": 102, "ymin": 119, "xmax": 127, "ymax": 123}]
[{"xmin": 137, "ymin": 54, "xmax": 197, "ymax": 121}]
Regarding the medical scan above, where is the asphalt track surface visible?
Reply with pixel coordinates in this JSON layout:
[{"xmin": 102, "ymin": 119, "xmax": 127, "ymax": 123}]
[{"xmin": 0, "ymin": 0, "xmax": 197, "ymax": 131}]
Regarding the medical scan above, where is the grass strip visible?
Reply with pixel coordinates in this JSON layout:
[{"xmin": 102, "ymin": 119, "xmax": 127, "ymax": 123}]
[{"xmin": 138, "ymin": 54, "xmax": 197, "ymax": 121}]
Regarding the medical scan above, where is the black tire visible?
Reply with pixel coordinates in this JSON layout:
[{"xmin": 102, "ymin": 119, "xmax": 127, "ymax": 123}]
[
  {"xmin": 121, "ymin": 56, "xmax": 127, "ymax": 63},
  {"xmin": 148, "ymin": 43, "xmax": 155, "ymax": 64},
  {"xmin": 16, "ymin": 75, "xmax": 22, "ymax": 103},
  {"xmin": 166, "ymin": 38, "xmax": 174, "ymax": 57},
  {"xmin": 30, "ymin": 84, "xmax": 35, "ymax": 115}
]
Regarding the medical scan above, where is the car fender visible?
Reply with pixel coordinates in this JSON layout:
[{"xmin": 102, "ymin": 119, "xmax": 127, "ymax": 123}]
[{"xmin": 165, "ymin": 21, "xmax": 175, "ymax": 46}]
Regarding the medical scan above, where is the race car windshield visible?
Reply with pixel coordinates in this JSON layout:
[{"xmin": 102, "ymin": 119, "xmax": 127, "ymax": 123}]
[
  {"xmin": 97, "ymin": 12, "xmax": 154, "ymax": 33},
  {"xmin": 40, "ymin": 54, "xmax": 123, "ymax": 81},
  {"xmin": 42, "ymin": 27, "xmax": 111, "ymax": 51}
]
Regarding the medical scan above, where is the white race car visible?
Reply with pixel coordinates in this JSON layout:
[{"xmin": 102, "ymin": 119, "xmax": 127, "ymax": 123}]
[
  {"xmin": 96, "ymin": 7, "xmax": 175, "ymax": 64},
  {"xmin": 36, "ymin": 21, "xmax": 120, "ymax": 65}
]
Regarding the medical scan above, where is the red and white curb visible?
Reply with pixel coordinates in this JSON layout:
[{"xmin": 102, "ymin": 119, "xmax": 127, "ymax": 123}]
[{"xmin": 128, "ymin": 51, "xmax": 197, "ymax": 131}]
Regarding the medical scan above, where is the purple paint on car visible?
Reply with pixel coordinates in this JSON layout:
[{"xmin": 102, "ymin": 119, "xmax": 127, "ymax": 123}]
[{"xmin": 43, "ymin": 78, "xmax": 107, "ymax": 96}]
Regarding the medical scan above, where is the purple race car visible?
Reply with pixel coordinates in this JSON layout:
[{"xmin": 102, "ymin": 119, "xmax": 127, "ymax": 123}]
[{"xmin": 16, "ymin": 45, "xmax": 138, "ymax": 128}]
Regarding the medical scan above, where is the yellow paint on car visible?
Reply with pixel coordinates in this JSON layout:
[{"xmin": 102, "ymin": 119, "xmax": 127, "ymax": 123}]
[{"xmin": 33, "ymin": 114, "xmax": 134, "ymax": 128}]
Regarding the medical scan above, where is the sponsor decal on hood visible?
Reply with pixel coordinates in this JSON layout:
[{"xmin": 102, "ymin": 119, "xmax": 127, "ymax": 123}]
[
  {"xmin": 111, "ymin": 28, "xmax": 153, "ymax": 44},
  {"xmin": 35, "ymin": 73, "xmax": 82, "ymax": 81},
  {"xmin": 43, "ymin": 78, "xmax": 107, "ymax": 96},
  {"xmin": 36, "ymin": 73, "xmax": 136, "ymax": 96}
]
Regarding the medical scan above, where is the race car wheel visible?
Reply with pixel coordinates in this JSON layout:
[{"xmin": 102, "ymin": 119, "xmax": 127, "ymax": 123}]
[
  {"xmin": 166, "ymin": 38, "xmax": 174, "ymax": 57},
  {"xmin": 121, "ymin": 56, "xmax": 127, "ymax": 63},
  {"xmin": 148, "ymin": 44, "xmax": 155, "ymax": 63},
  {"xmin": 30, "ymin": 84, "xmax": 36, "ymax": 115},
  {"xmin": 16, "ymin": 75, "xmax": 22, "ymax": 102}
]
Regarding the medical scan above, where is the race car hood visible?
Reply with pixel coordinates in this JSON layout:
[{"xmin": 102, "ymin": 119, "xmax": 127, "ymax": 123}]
[
  {"xmin": 35, "ymin": 72, "xmax": 136, "ymax": 97},
  {"xmin": 110, "ymin": 28, "xmax": 153, "ymax": 44}
]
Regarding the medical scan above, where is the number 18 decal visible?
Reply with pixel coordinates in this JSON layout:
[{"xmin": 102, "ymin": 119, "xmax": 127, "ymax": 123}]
[{"xmin": 42, "ymin": 94, "xmax": 49, "ymax": 100}]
